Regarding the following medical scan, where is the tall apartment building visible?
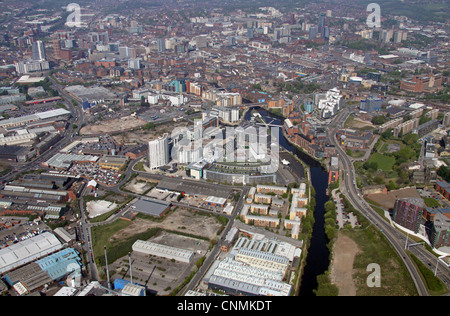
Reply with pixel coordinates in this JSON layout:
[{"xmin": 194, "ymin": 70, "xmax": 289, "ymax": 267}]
[
  {"xmin": 148, "ymin": 133, "xmax": 170, "ymax": 170},
  {"xmin": 393, "ymin": 118, "xmax": 420, "ymax": 138},
  {"xmin": 316, "ymin": 88, "xmax": 343, "ymax": 118},
  {"xmin": 318, "ymin": 13, "xmax": 325, "ymax": 37},
  {"xmin": 213, "ymin": 106, "xmax": 240, "ymax": 123},
  {"xmin": 444, "ymin": 112, "xmax": 450, "ymax": 127},
  {"xmin": 53, "ymin": 39, "xmax": 61, "ymax": 59},
  {"xmin": 360, "ymin": 95, "xmax": 382, "ymax": 113},
  {"xmin": 119, "ymin": 46, "xmax": 136, "ymax": 59},
  {"xmin": 32, "ymin": 40, "xmax": 46, "ymax": 61},
  {"xmin": 202, "ymin": 90, "xmax": 242, "ymax": 107},
  {"xmin": 428, "ymin": 212, "xmax": 450, "ymax": 248},
  {"xmin": 379, "ymin": 29, "xmax": 394, "ymax": 43},
  {"xmin": 379, "ymin": 117, "xmax": 404, "ymax": 133},
  {"xmin": 15, "ymin": 60, "xmax": 50, "ymax": 74},
  {"xmin": 392, "ymin": 198, "xmax": 426, "ymax": 233},
  {"xmin": 394, "ymin": 30, "xmax": 408, "ymax": 43},
  {"xmin": 157, "ymin": 38, "xmax": 166, "ymax": 53}
]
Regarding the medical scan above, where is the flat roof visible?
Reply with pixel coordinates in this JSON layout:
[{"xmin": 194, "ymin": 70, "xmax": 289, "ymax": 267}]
[
  {"xmin": 156, "ymin": 178, "xmax": 231, "ymax": 198},
  {"xmin": 98, "ymin": 155, "xmax": 129, "ymax": 164},
  {"xmin": 16, "ymin": 76, "xmax": 46, "ymax": 84},
  {"xmin": 379, "ymin": 54, "xmax": 399, "ymax": 59},
  {"xmin": 132, "ymin": 239, "xmax": 194, "ymax": 260},
  {"xmin": 131, "ymin": 198, "xmax": 170, "ymax": 217},
  {"xmin": 45, "ymin": 153, "xmax": 99, "ymax": 169},
  {"xmin": 0, "ymin": 232, "xmax": 63, "ymax": 274},
  {"xmin": 0, "ymin": 109, "xmax": 70, "ymax": 128},
  {"xmin": 205, "ymin": 196, "xmax": 227, "ymax": 205}
]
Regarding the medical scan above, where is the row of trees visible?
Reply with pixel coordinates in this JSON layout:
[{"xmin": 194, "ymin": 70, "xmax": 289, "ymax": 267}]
[{"xmin": 314, "ymin": 198, "xmax": 339, "ymax": 296}]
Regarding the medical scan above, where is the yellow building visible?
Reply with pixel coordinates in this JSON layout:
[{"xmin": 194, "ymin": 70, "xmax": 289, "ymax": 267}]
[{"xmin": 98, "ymin": 155, "xmax": 129, "ymax": 171}]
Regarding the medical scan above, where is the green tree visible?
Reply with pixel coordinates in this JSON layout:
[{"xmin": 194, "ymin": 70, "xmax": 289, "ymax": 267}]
[
  {"xmin": 143, "ymin": 122, "xmax": 155, "ymax": 130},
  {"xmin": 437, "ymin": 166, "xmax": 450, "ymax": 182},
  {"xmin": 371, "ymin": 116, "xmax": 387, "ymax": 125},
  {"xmin": 387, "ymin": 181, "xmax": 397, "ymax": 191},
  {"xmin": 403, "ymin": 133, "xmax": 419, "ymax": 145}
]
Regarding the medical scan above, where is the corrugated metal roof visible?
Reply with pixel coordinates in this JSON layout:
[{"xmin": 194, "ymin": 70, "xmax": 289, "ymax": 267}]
[{"xmin": 0, "ymin": 232, "xmax": 62, "ymax": 273}]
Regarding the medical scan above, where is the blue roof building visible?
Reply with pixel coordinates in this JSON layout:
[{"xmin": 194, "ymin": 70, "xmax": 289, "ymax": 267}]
[{"xmin": 35, "ymin": 248, "xmax": 82, "ymax": 281}]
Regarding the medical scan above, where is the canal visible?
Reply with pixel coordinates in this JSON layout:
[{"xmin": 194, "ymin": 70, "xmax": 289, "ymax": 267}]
[{"xmin": 244, "ymin": 107, "xmax": 330, "ymax": 296}]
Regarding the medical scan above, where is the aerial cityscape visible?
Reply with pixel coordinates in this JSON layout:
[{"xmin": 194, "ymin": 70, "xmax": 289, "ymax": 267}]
[{"xmin": 0, "ymin": 0, "xmax": 449, "ymax": 300}]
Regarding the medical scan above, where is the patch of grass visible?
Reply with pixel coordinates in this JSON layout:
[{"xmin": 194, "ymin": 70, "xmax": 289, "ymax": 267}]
[
  {"xmin": 346, "ymin": 149, "xmax": 366, "ymax": 158},
  {"xmin": 343, "ymin": 227, "xmax": 418, "ymax": 296},
  {"xmin": 423, "ymin": 197, "xmax": 440, "ymax": 208},
  {"xmin": 91, "ymin": 217, "xmax": 163, "ymax": 268},
  {"xmin": 91, "ymin": 219, "xmax": 131, "ymax": 264},
  {"xmin": 368, "ymin": 153, "xmax": 396, "ymax": 171}
]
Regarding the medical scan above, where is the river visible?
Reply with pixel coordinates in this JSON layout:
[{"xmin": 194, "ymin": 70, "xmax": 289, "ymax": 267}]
[{"xmin": 244, "ymin": 107, "xmax": 330, "ymax": 296}]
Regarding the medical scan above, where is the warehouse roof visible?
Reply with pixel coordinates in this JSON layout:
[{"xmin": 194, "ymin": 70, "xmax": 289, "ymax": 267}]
[
  {"xmin": 132, "ymin": 240, "xmax": 194, "ymax": 261},
  {"xmin": 131, "ymin": 198, "xmax": 170, "ymax": 217},
  {"xmin": 0, "ymin": 232, "xmax": 63, "ymax": 274},
  {"xmin": 205, "ymin": 196, "xmax": 227, "ymax": 205},
  {"xmin": 45, "ymin": 153, "xmax": 99, "ymax": 169}
]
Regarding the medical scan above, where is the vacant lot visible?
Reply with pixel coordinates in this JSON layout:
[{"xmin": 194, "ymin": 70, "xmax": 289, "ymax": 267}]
[
  {"xmin": 110, "ymin": 230, "xmax": 210, "ymax": 296},
  {"xmin": 330, "ymin": 232, "xmax": 360, "ymax": 296},
  {"xmin": 86, "ymin": 200, "xmax": 118, "ymax": 218},
  {"xmin": 92, "ymin": 208, "xmax": 224, "ymax": 267},
  {"xmin": 80, "ymin": 116, "xmax": 148, "ymax": 135},
  {"xmin": 346, "ymin": 116, "xmax": 375, "ymax": 131},
  {"xmin": 92, "ymin": 207, "xmax": 224, "ymax": 295},
  {"xmin": 112, "ymin": 121, "xmax": 189, "ymax": 145},
  {"xmin": 123, "ymin": 178, "xmax": 156, "ymax": 195},
  {"xmin": 367, "ymin": 187, "xmax": 421, "ymax": 209},
  {"xmin": 341, "ymin": 228, "xmax": 418, "ymax": 296}
]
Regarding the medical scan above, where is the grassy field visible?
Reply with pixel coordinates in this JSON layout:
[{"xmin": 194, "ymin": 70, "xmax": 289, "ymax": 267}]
[
  {"xmin": 91, "ymin": 219, "xmax": 131, "ymax": 264},
  {"xmin": 91, "ymin": 220, "xmax": 162, "ymax": 267},
  {"xmin": 342, "ymin": 227, "xmax": 418, "ymax": 296},
  {"xmin": 368, "ymin": 153, "xmax": 396, "ymax": 171}
]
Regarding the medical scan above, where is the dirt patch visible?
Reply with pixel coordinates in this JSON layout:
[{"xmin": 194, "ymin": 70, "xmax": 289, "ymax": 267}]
[
  {"xmin": 111, "ymin": 121, "xmax": 189, "ymax": 145},
  {"xmin": 109, "ymin": 208, "xmax": 222, "ymax": 243},
  {"xmin": 123, "ymin": 178, "xmax": 155, "ymax": 195},
  {"xmin": 330, "ymin": 232, "xmax": 361, "ymax": 296},
  {"xmin": 349, "ymin": 118, "xmax": 375, "ymax": 130},
  {"xmin": 80, "ymin": 116, "xmax": 148, "ymax": 135},
  {"xmin": 367, "ymin": 188, "xmax": 421, "ymax": 209}
]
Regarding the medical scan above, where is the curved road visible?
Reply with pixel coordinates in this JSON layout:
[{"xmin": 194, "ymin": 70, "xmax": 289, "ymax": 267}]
[{"xmin": 329, "ymin": 105, "xmax": 450, "ymax": 296}]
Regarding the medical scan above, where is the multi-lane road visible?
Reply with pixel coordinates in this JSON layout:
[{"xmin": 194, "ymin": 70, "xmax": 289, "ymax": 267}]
[{"xmin": 329, "ymin": 105, "xmax": 450, "ymax": 296}]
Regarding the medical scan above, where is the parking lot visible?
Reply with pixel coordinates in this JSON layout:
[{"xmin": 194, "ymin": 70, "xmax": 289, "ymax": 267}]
[
  {"xmin": 417, "ymin": 187, "xmax": 450, "ymax": 208},
  {"xmin": 333, "ymin": 194, "xmax": 359, "ymax": 229},
  {"xmin": 68, "ymin": 162, "xmax": 122, "ymax": 187},
  {"xmin": 156, "ymin": 178, "xmax": 233, "ymax": 199},
  {"xmin": 0, "ymin": 217, "xmax": 50, "ymax": 249},
  {"xmin": 71, "ymin": 135, "xmax": 117, "ymax": 156}
]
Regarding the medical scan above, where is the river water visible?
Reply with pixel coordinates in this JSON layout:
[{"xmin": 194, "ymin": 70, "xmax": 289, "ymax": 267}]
[{"xmin": 244, "ymin": 107, "xmax": 330, "ymax": 296}]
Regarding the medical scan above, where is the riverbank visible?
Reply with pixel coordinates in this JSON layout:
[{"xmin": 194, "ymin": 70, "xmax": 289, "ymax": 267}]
[{"xmin": 246, "ymin": 106, "xmax": 331, "ymax": 296}]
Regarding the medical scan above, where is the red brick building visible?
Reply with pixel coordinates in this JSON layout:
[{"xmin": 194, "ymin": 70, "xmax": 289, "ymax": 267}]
[
  {"xmin": 435, "ymin": 180, "xmax": 450, "ymax": 201},
  {"xmin": 400, "ymin": 73, "xmax": 443, "ymax": 93}
]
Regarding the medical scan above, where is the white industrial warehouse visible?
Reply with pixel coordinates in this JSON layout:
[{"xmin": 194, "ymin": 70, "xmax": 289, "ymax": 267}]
[
  {"xmin": 132, "ymin": 240, "xmax": 194, "ymax": 263},
  {"xmin": 203, "ymin": 234, "xmax": 301, "ymax": 296},
  {"xmin": 0, "ymin": 232, "xmax": 63, "ymax": 274}
]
